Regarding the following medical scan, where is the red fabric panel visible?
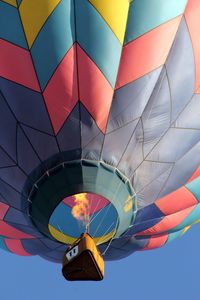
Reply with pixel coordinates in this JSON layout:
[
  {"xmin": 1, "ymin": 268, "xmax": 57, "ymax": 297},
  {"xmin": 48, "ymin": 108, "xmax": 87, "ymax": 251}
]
[
  {"xmin": 142, "ymin": 234, "xmax": 168, "ymax": 250},
  {"xmin": 116, "ymin": 16, "xmax": 182, "ymax": 89},
  {"xmin": 137, "ymin": 205, "xmax": 195, "ymax": 236},
  {"xmin": 77, "ymin": 45, "xmax": 114, "ymax": 133},
  {"xmin": 5, "ymin": 239, "xmax": 31, "ymax": 256},
  {"xmin": 0, "ymin": 220, "xmax": 34, "ymax": 239},
  {"xmin": 156, "ymin": 186, "xmax": 198, "ymax": 215},
  {"xmin": 187, "ymin": 166, "xmax": 200, "ymax": 183},
  {"xmin": 0, "ymin": 39, "xmax": 40, "ymax": 91},
  {"xmin": 185, "ymin": 0, "xmax": 200, "ymax": 93},
  {"xmin": 0, "ymin": 202, "xmax": 9, "ymax": 220},
  {"xmin": 43, "ymin": 45, "xmax": 78, "ymax": 134}
]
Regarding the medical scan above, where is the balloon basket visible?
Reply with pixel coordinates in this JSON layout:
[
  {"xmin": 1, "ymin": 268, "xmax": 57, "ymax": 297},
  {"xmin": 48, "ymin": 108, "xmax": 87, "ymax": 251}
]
[{"xmin": 62, "ymin": 233, "xmax": 104, "ymax": 281}]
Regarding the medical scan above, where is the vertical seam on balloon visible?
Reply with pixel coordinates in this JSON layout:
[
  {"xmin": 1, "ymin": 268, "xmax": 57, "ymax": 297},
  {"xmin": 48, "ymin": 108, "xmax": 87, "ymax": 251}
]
[
  {"xmin": 16, "ymin": 6, "xmax": 62, "ymax": 151},
  {"xmin": 183, "ymin": 12, "xmax": 197, "ymax": 94},
  {"xmin": 164, "ymin": 65, "xmax": 173, "ymax": 125},
  {"xmin": 115, "ymin": 70, "xmax": 167, "ymax": 169},
  {"xmin": 117, "ymin": 16, "xmax": 183, "ymax": 173},
  {"xmin": 73, "ymin": 2, "xmax": 82, "ymax": 157},
  {"xmin": 98, "ymin": 5, "xmax": 131, "ymax": 158}
]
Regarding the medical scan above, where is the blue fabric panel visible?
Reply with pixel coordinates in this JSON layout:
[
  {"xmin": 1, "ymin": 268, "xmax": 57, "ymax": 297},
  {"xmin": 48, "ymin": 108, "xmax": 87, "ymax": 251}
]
[
  {"xmin": 4, "ymin": 207, "xmax": 30, "ymax": 226},
  {"xmin": 0, "ymin": 179, "xmax": 22, "ymax": 209},
  {"xmin": 40, "ymin": 250, "xmax": 63, "ymax": 263},
  {"xmin": 39, "ymin": 238, "xmax": 60, "ymax": 249},
  {"xmin": 134, "ymin": 204, "xmax": 165, "ymax": 223},
  {"xmin": 17, "ymin": 0, "xmax": 23, "ymax": 5},
  {"xmin": 49, "ymin": 201, "xmax": 117, "ymax": 238},
  {"xmin": 0, "ymin": 148, "xmax": 15, "ymax": 168},
  {"xmin": 125, "ymin": 0, "xmax": 187, "ymax": 44},
  {"xmin": 57, "ymin": 104, "xmax": 81, "ymax": 152},
  {"xmin": 0, "ymin": 78, "xmax": 53, "ymax": 134},
  {"xmin": 76, "ymin": 0, "xmax": 121, "ymax": 88},
  {"xmin": 0, "ymin": 92, "xmax": 17, "ymax": 162},
  {"xmin": 31, "ymin": 0, "xmax": 75, "ymax": 90},
  {"xmin": 21, "ymin": 125, "xmax": 59, "ymax": 162},
  {"xmin": 22, "ymin": 239, "xmax": 50, "ymax": 255},
  {"xmin": 17, "ymin": 127, "xmax": 41, "ymax": 175},
  {"xmin": 0, "ymin": 2, "xmax": 27, "ymax": 48},
  {"xmin": 127, "ymin": 217, "xmax": 163, "ymax": 235},
  {"xmin": 0, "ymin": 166, "xmax": 27, "ymax": 193}
]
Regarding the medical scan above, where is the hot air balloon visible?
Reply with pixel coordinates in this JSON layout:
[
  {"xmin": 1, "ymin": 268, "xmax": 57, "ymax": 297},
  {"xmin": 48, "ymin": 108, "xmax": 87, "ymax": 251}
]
[{"xmin": 0, "ymin": 0, "xmax": 200, "ymax": 280}]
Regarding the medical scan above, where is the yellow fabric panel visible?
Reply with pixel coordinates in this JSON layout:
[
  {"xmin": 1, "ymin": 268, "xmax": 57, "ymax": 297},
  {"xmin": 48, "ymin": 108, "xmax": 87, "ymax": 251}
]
[
  {"xmin": 1, "ymin": 0, "xmax": 17, "ymax": 7},
  {"xmin": 89, "ymin": 0, "xmax": 130, "ymax": 44},
  {"xmin": 48, "ymin": 224, "xmax": 115, "ymax": 245},
  {"xmin": 19, "ymin": 0, "xmax": 61, "ymax": 48}
]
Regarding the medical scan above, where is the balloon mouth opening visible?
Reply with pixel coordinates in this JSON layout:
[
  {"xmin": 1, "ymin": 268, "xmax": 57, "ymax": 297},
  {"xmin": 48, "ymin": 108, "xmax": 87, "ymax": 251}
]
[{"xmin": 25, "ymin": 159, "xmax": 137, "ymax": 245}]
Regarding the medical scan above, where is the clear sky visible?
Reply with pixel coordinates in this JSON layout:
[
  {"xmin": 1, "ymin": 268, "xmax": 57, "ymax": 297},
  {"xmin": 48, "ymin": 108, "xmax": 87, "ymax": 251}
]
[{"xmin": 0, "ymin": 224, "xmax": 199, "ymax": 300}]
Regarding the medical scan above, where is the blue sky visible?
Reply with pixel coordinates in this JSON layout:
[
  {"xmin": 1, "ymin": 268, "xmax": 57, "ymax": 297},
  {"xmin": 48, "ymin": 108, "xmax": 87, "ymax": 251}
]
[{"xmin": 0, "ymin": 224, "xmax": 199, "ymax": 300}]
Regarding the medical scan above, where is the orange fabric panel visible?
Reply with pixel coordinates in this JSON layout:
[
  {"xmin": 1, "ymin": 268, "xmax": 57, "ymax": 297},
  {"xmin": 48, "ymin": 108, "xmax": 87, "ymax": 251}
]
[
  {"xmin": 77, "ymin": 45, "xmax": 114, "ymax": 133},
  {"xmin": 142, "ymin": 234, "xmax": 168, "ymax": 250},
  {"xmin": 116, "ymin": 16, "xmax": 182, "ymax": 89},
  {"xmin": 137, "ymin": 205, "xmax": 195, "ymax": 236},
  {"xmin": 156, "ymin": 186, "xmax": 198, "ymax": 215},
  {"xmin": 43, "ymin": 45, "xmax": 78, "ymax": 134},
  {"xmin": 185, "ymin": 0, "xmax": 200, "ymax": 93}
]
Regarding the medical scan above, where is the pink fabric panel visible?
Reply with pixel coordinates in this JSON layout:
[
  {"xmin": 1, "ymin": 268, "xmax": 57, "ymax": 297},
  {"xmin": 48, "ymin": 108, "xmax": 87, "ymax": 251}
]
[
  {"xmin": 77, "ymin": 45, "xmax": 113, "ymax": 133},
  {"xmin": 0, "ymin": 39, "xmax": 40, "ymax": 91},
  {"xmin": 0, "ymin": 202, "xmax": 9, "ymax": 220},
  {"xmin": 0, "ymin": 220, "xmax": 34, "ymax": 239},
  {"xmin": 43, "ymin": 45, "xmax": 78, "ymax": 134}
]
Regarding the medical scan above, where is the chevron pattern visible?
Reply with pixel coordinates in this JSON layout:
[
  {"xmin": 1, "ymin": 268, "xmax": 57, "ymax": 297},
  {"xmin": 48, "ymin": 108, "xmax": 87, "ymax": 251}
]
[{"xmin": 0, "ymin": 0, "xmax": 200, "ymax": 262}]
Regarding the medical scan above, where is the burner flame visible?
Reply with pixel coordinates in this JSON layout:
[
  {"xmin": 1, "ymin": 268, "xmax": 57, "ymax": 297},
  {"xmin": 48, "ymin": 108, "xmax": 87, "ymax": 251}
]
[{"xmin": 72, "ymin": 193, "xmax": 90, "ymax": 229}]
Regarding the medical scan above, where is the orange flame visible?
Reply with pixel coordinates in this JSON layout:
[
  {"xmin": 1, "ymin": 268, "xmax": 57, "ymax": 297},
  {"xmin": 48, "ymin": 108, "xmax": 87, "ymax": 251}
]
[{"xmin": 72, "ymin": 193, "xmax": 90, "ymax": 226}]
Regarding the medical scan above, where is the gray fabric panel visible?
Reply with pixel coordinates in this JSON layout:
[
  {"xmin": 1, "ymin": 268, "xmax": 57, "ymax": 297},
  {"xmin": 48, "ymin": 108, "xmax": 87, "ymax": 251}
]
[
  {"xmin": 160, "ymin": 141, "xmax": 200, "ymax": 198},
  {"xmin": 102, "ymin": 119, "xmax": 139, "ymax": 167},
  {"xmin": 165, "ymin": 18, "xmax": 195, "ymax": 122},
  {"xmin": 174, "ymin": 94, "xmax": 200, "ymax": 129},
  {"xmin": 142, "ymin": 68, "xmax": 171, "ymax": 157},
  {"xmin": 135, "ymin": 166, "xmax": 174, "ymax": 208},
  {"xmin": 108, "ymin": 67, "xmax": 162, "ymax": 132},
  {"xmin": 147, "ymin": 128, "xmax": 200, "ymax": 162},
  {"xmin": 0, "ymin": 166, "xmax": 27, "ymax": 192},
  {"xmin": 117, "ymin": 119, "xmax": 144, "ymax": 177}
]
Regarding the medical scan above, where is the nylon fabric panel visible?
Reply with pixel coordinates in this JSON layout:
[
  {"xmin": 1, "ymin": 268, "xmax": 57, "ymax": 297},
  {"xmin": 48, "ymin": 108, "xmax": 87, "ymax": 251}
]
[
  {"xmin": 1, "ymin": 0, "xmax": 17, "ymax": 7},
  {"xmin": 125, "ymin": 0, "xmax": 187, "ymax": 44},
  {"xmin": 0, "ymin": 2, "xmax": 27, "ymax": 48},
  {"xmin": 89, "ymin": 0, "xmax": 129, "ymax": 44},
  {"xmin": 19, "ymin": 0, "xmax": 61, "ymax": 48}
]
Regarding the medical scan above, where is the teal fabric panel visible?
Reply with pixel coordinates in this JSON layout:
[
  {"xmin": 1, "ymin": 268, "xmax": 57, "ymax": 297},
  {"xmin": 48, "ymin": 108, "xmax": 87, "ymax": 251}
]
[
  {"xmin": 166, "ymin": 229, "xmax": 184, "ymax": 244},
  {"xmin": 75, "ymin": 0, "xmax": 122, "ymax": 88},
  {"xmin": 0, "ymin": 2, "xmax": 27, "ymax": 48},
  {"xmin": 0, "ymin": 236, "xmax": 9, "ymax": 252},
  {"xmin": 125, "ymin": 0, "xmax": 187, "ymax": 44},
  {"xmin": 31, "ymin": 0, "xmax": 75, "ymax": 90},
  {"xmin": 186, "ymin": 177, "xmax": 200, "ymax": 202}
]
